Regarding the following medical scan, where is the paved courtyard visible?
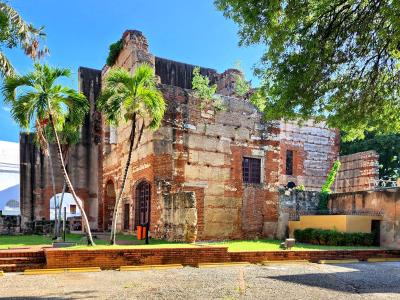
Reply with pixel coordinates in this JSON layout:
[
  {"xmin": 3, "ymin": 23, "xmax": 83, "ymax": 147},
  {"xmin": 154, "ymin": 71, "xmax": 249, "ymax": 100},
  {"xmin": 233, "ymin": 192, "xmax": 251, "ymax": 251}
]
[{"xmin": 1, "ymin": 262, "xmax": 400, "ymax": 299}]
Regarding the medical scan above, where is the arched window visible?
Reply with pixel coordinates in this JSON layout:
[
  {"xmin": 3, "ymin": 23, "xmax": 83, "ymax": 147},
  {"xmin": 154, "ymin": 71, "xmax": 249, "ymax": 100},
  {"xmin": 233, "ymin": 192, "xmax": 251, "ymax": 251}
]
[{"xmin": 135, "ymin": 181, "xmax": 151, "ymax": 227}]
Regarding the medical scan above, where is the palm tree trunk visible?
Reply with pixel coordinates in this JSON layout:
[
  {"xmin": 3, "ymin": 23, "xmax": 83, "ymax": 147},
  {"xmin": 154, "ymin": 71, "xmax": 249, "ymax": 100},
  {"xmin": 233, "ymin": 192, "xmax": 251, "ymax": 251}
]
[
  {"xmin": 47, "ymin": 143, "xmax": 59, "ymax": 239},
  {"xmin": 58, "ymin": 181, "xmax": 66, "ymax": 236},
  {"xmin": 110, "ymin": 114, "xmax": 137, "ymax": 245},
  {"xmin": 47, "ymin": 108, "xmax": 95, "ymax": 246}
]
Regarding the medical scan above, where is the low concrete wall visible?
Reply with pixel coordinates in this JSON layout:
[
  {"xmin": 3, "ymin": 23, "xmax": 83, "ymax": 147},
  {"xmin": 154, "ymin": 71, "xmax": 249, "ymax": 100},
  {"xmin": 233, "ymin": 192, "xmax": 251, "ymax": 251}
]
[
  {"xmin": 329, "ymin": 188, "xmax": 400, "ymax": 249},
  {"xmin": 288, "ymin": 215, "xmax": 382, "ymax": 237}
]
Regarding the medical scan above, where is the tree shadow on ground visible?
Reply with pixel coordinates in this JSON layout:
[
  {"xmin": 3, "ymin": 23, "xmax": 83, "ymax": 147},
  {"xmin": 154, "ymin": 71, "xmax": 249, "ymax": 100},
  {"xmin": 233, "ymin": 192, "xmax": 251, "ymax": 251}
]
[{"xmin": 264, "ymin": 262, "xmax": 400, "ymax": 294}]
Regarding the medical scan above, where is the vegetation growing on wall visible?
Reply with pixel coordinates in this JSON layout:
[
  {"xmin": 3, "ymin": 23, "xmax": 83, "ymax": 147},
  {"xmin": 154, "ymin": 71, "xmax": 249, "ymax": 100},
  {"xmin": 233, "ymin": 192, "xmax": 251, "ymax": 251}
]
[
  {"xmin": 192, "ymin": 67, "xmax": 225, "ymax": 112},
  {"xmin": 318, "ymin": 160, "xmax": 341, "ymax": 211},
  {"xmin": 232, "ymin": 61, "xmax": 250, "ymax": 97},
  {"xmin": 106, "ymin": 39, "xmax": 123, "ymax": 67}
]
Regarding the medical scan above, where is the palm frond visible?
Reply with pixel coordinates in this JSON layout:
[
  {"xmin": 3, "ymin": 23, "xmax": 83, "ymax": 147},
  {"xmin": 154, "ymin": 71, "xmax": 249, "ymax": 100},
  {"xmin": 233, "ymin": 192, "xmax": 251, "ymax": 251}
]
[
  {"xmin": 0, "ymin": 1, "xmax": 46, "ymax": 58},
  {"xmin": 2, "ymin": 72, "xmax": 35, "ymax": 103},
  {"xmin": 0, "ymin": 50, "xmax": 14, "ymax": 77}
]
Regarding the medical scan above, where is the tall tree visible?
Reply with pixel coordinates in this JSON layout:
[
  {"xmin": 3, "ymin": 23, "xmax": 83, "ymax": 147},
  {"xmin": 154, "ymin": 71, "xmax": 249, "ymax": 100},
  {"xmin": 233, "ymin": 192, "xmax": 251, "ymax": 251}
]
[
  {"xmin": 2, "ymin": 63, "xmax": 95, "ymax": 245},
  {"xmin": 215, "ymin": 0, "xmax": 400, "ymax": 140},
  {"xmin": 98, "ymin": 64, "xmax": 166, "ymax": 245},
  {"xmin": 0, "ymin": 1, "xmax": 47, "ymax": 77}
]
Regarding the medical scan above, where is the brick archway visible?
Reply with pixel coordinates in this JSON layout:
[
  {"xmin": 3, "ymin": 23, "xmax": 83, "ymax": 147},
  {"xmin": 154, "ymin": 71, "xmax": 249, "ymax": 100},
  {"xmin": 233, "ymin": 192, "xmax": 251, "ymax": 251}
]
[
  {"xmin": 104, "ymin": 180, "xmax": 116, "ymax": 231},
  {"xmin": 135, "ymin": 181, "xmax": 151, "ymax": 227}
]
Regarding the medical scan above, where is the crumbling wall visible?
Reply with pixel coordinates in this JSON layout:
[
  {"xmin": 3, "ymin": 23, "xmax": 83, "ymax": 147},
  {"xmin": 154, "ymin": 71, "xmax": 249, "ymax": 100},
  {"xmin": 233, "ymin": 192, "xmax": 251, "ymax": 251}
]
[
  {"xmin": 0, "ymin": 215, "xmax": 20, "ymax": 234},
  {"xmin": 279, "ymin": 121, "xmax": 340, "ymax": 190},
  {"xmin": 154, "ymin": 191, "xmax": 197, "ymax": 242},
  {"xmin": 329, "ymin": 189, "xmax": 400, "ymax": 249},
  {"xmin": 334, "ymin": 151, "xmax": 380, "ymax": 193},
  {"xmin": 276, "ymin": 189, "xmax": 320, "ymax": 239}
]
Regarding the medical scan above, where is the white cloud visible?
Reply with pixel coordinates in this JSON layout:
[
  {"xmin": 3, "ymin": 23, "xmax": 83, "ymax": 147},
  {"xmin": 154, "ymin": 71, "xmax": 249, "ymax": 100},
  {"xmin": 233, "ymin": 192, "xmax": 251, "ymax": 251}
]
[{"xmin": 2, "ymin": 106, "xmax": 11, "ymax": 112}]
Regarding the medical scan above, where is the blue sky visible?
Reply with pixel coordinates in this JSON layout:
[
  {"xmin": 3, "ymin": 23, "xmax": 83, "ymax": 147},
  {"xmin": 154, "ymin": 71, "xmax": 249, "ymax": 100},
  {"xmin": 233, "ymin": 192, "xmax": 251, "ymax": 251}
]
[{"xmin": 0, "ymin": 0, "xmax": 264, "ymax": 143}]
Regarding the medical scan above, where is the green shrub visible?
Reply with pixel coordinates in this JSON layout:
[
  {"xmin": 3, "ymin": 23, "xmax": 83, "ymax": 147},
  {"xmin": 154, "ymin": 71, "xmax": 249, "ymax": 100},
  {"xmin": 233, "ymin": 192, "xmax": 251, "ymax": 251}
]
[{"xmin": 294, "ymin": 228, "xmax": 374, "ymax": 246}]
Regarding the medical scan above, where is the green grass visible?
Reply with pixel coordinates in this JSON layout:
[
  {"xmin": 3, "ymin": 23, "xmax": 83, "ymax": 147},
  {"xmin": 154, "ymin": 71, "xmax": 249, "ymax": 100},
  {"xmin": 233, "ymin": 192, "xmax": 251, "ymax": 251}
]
[
  {"xmin": 210, "ymin": 239, "xmax": 381, "ymax": 252},
  {"xmin": 0, "ymin": 235, "xmax": 381, "ymax": 251}
]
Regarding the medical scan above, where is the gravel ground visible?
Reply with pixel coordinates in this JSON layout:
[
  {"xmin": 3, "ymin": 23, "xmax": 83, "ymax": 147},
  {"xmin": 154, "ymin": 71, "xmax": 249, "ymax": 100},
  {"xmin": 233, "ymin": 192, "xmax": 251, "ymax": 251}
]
[{"xmin": 1, "ymin": 262, "xmax": 400, "ymax": 299}]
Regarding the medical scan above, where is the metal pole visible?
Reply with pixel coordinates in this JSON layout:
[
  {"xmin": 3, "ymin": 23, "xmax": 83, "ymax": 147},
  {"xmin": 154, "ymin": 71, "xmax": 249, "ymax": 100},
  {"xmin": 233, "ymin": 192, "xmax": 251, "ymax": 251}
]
[
  {"xmin": 63, "ymin": 207, "xmax": 66, "ymax": 242},
  {"xmin": 145, "ymin": 222, "xmax": 149, "ymax": 244}
]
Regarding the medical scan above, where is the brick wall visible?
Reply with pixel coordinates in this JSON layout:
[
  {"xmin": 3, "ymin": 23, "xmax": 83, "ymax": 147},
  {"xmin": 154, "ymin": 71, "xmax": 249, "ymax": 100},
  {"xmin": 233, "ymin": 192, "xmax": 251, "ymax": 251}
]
[
  {"xmin": 334, "ymin": 151, "xmax": 380, "ymax": 193},
  {"xmin": 43, "ymin": 248, "xmax": 400, "ymax": 269}
]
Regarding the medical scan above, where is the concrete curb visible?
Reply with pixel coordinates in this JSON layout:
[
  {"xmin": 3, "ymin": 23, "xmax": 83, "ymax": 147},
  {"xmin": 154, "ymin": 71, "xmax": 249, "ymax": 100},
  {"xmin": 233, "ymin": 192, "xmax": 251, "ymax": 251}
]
[
  {"xmin": 120, "ymin": 264, "xmax": 183, "ymax": 271},
  {"xmin": 367, "ymin": 258, "xmax": 400, "ymax": 263},
  {"xmin": 318, "ymin": 259, "xmax": 359, "ymax": 264},
  {"xmin": 24, "ymin": 267, "xmax": 101, "ymax": 275},
  {"xmin": 197, "ymin": 262, "xmax": 250, "ymax": 268},
  {"xmin": 261, "ymin": 260, "xmax": 310, "ymax": 265}
]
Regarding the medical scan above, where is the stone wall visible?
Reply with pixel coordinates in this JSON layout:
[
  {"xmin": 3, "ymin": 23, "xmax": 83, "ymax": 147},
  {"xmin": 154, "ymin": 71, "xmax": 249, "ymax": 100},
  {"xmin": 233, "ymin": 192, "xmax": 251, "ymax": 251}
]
[
  {"xmin": 329, "ymin": 188, "xmax": 400, "ymax": 249},
  {"xmin": 0, "ymin": 215, "xmax": 20, "ymax": 234},
  {"xmin": 154, "ymin": 192, "xmax": 197, "ymax": 242},
  {"xmin": 279, "ymin": 121, "xmax": 340, "ymax": 190},
  {"xmin": 276, "ymin": 189, "xmax": 320, "ymax": 239},
  {"xmin": 334, "ymin": 151, "xmax": 380, "ymax": 193}
]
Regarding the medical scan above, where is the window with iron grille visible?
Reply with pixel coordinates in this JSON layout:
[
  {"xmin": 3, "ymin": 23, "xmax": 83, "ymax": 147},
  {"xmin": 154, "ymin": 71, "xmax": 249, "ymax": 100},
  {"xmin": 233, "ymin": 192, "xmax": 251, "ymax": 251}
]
[
  {"xmin": 242, "ymin": 157, "xmax": 261, "ymax": 184},
  {"xmin": 286, "ymin": 150, "xmax": 294, "ymax": 175}
]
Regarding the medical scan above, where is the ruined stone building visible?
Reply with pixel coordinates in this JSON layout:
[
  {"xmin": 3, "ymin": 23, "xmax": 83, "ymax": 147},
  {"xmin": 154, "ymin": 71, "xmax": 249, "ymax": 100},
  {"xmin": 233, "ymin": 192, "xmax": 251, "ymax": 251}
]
[{"xmin": 21, "ymin": 30, "xmax": 351, "ymax": 240}]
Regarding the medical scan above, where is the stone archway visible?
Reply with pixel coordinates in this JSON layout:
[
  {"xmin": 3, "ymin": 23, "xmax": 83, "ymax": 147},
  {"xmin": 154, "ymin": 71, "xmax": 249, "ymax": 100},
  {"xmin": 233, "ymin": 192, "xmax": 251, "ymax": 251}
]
[
  {"xmin": 135, "ymin": 181, "xmax": 151, "ymax": 227},
  {"xmin": 104, "ymin": 180, "xmax": 116, "ymax": 231}
]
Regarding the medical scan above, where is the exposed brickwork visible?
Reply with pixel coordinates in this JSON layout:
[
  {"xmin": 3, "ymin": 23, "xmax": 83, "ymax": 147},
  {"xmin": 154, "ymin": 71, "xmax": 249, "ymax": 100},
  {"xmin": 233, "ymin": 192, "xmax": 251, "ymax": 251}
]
[
  {"xmin": 20, "ymin": 29, "xmax": 342, "ymax": 240},
  {"xmin": 0, "ymin": 250, "xmax": 46, "ymax": 272},
  {"xmin": 334, "ymin": 151, "xmax": 380, "ymax": 193},
  {"xmin": 43, "ymin": 248, "xmax": 400, "ymax": 270}
]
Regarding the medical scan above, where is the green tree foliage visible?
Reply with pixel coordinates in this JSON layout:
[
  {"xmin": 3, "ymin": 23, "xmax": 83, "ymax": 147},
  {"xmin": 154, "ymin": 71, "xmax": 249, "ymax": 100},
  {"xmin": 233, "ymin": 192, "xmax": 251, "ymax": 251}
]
[
  {"xmin": 215, "ymin": 0, "xmax": 400, "ymax": 140},
  {"xmin": 98, "ymin": 64, "xmax": 166, "ymax": 245},
  {"xmin": 232, "ymin": 61, "xmax": 250, "ymax": 97},
  {"xmin": 0, "ymin": 1, "xmax": 47, "ymax": 77},
  {"xmin": 2, "ymin": 63, "xmax": 94, "ymax": 245},
  {"xmin": 341, "ymin": 133, "xmax": 400, "ymax": 180},
  {"xmin": 318, "ymin": 160, "xmax": 341, "ymax": 211},
  {"xmin": 106, "ymin": 39, "xmax": 123, "ymax": 67},
  {"xmin": 192, "ymin": 67, "xmax": 224, "ymax": 111}
]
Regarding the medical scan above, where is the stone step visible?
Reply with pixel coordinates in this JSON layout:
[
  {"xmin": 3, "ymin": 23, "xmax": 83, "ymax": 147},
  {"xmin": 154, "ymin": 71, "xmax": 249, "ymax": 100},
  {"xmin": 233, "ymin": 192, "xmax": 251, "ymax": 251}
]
[
  {"xmin": 0, "ymin": 257, "xmax": 45, "ymax": 265},
  {"xmin": 0, "ymin": 250, "xmax": 45, "ymax": 259},
  {"xmin": 0, "ymin": 263, "xmax": 45, "ymax": 272}
]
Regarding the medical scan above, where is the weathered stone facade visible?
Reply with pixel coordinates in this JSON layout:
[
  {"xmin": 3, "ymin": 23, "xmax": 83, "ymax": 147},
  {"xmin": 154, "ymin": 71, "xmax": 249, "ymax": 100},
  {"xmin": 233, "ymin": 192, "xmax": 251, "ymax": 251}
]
[
  {"xmin": 20, "ymin": 30, "xmax": 341, "ymax": 239},
  {"xmin": 334, "ymin": 150, "xmax": 380, "ymax": 193}
]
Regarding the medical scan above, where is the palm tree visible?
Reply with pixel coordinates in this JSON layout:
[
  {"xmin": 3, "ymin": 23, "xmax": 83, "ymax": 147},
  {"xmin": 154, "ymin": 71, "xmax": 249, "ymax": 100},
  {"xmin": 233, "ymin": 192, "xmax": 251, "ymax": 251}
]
[
  {"xmin": 0, "ymin": 1, "xmax": 47, "ymax": 77},
  {"xmin": 2, "ymin": 63, "xmax": 95, "ymax": 245},
  {"xmin": 44, "ymin": 101, "xmax": 87, "ymax": 238},
  {"xmin": 98, "ymin": 64, "xmax": 166, "ymax": 245}
]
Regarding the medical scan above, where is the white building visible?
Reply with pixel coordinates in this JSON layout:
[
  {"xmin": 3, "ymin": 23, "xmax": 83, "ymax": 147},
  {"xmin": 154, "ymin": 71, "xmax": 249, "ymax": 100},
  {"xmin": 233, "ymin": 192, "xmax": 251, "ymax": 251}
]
[{"xmin": 0, "ymin": 141, "xmax": 20, "ymax": 215}]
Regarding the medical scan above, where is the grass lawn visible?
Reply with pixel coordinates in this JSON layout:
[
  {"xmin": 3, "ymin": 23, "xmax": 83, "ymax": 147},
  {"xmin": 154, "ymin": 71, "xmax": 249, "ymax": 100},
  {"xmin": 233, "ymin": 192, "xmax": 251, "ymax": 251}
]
[{"xmin": 0, "ymin": 234, "xmax": 381, "ymax": 251}]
